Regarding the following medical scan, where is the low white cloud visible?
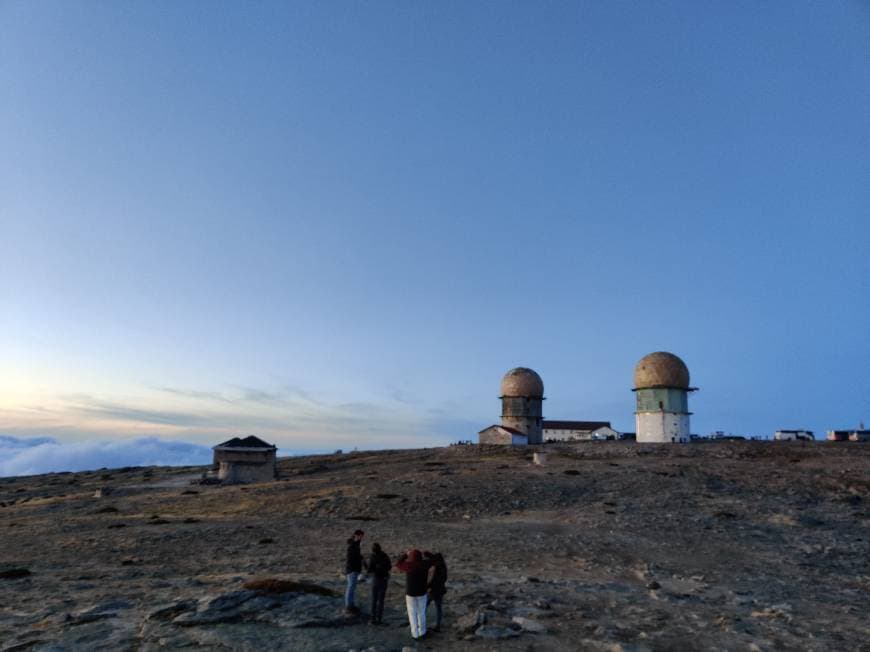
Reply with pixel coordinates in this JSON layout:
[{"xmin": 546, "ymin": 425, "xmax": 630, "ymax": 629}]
[
  {"xmin": 1, "ymin": 384, "xmax": 452, "ymax": 447},
  {"xmin": 0, "ymin": 382, "xmax": 478, "ymax": 467},
  {"xmin": 0, "ymin": 435, "xmax": 213, "ymax": 478}
]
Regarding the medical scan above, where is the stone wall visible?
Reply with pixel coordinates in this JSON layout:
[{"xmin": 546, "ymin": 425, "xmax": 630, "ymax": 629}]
[
  {"xmin": 213, "ymin": 450, "xmax": 274, "ymax": 466},
  {"xmin": 501, "ymin": 396, "xmax": 543, "ymax": 418},
  {"xmin": 218, "ymin": 460, "xmax": 276, "ymax": 483}
]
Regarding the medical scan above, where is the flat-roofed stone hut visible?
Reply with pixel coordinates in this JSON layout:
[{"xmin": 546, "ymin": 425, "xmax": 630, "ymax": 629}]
[{"xmin": 212, "ymin": 435, "xmax": 277, "ymax": 483}]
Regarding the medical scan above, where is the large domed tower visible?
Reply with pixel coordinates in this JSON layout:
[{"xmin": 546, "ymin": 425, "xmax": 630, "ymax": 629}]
[
  {"xmin": 500, "ymin": 367, "xmax": 545, "ymax": 444},
  {"xmin": 633, "ymin": 352, "xmax": 694, "ymax": 443}
]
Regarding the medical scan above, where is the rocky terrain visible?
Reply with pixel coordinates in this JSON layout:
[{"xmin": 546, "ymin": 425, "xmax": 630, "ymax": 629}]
[{"xmin": 1, "ymin": 441, "xmax": 868, "ymax": 651}]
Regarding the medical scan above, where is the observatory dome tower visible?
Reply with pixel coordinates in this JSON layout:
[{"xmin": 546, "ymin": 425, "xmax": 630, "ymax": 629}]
[
  {"xmin": 633, "ymin": 352, "xmax": 694, "ymax": 443},
  {"xmin": 500, "ymin": 367, "xmax": 544, "ymax": 444}
]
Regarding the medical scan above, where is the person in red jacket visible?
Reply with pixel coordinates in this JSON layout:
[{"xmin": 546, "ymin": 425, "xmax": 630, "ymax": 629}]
[{"xmin": 394, "ymin": 549, "xmax": 433, "ymax": 640}]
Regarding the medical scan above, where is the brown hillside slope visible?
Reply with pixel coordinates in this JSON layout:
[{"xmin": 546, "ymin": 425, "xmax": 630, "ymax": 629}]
[{"xmin": 1, "ymin": 441, "xmax": 868, "ymax": 651}]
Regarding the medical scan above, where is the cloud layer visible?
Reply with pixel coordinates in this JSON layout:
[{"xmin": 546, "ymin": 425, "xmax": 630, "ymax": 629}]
[
  {"xmin": 0, "ymin": 383, "xmax": 474, "ymax": 450},
  {"xmin": 0, "ymin": 435, "xmax": 213, "ymax": 478}
]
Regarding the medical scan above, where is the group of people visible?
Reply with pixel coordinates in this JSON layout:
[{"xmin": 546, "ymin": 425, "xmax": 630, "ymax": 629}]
[{"xmin": 344, "ymin": 529, "xmax": 448, "ymax": 640}]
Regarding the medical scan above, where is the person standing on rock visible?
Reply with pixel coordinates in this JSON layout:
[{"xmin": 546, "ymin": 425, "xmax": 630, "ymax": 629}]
[
  {"xmin": 425, "ymin": 551, "xmax": 448, "ymax": 631},
  {"xmin": 395, "ymin": 548, "xmax": 433, "ymax": 640},
  {"xmin": 344, "ymin": 529, "xmax": 364, "ymax": 613},
  {"xmin": 365, "ymin": 542, "xmax": 392, "ymax": 625}
]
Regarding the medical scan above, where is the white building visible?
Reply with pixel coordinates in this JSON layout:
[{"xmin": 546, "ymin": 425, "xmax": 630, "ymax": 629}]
[
  {"xmin": 774, "ymin": 430, "xmax": 814, "ymax": 441},
  {"xmin": 543, "ymin": 420, "xmax": 617, "ymax": 441}
]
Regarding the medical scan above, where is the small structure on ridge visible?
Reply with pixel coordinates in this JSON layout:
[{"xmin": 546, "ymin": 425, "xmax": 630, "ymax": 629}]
[{"xmin": 212, "ymin": 435, "xmax": 277, "ymax": 483}]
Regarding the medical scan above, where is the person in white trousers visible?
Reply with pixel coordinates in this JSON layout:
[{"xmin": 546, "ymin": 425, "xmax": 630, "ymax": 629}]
[
  {"xmin": 395, "ymin": 548, "xmax": 433, "ymax": 640},
  {"xmin": 405, "ymin": 593, "xmax": 427, "ymax": 638}
]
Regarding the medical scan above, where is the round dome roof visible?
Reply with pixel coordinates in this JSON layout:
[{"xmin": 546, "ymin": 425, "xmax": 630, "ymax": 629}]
[
  {"xmin": 633, "ymin": 352, "xmax": 690, "ymax": 389},
  {"xmin": 500, "ymin": 367, "xmax": 544, "ymax": 398}
]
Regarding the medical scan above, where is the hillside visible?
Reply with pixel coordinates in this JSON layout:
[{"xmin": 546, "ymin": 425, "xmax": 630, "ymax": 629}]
[{"xmin": 1, "ymin": 441, "xmax": 868, "ymax": 651}]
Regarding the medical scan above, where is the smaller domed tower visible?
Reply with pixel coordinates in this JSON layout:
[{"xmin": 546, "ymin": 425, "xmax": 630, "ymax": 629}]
[
  {"xmin": 633, "ymin": 352, "xmax": 695, "ymax": 443},
  {"xmin": 500, "ymin": 367, "xmax": 545, "ymax": 444}
]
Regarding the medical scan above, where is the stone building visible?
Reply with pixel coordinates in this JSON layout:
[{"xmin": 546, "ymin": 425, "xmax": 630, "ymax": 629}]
[
  {"xmin": 478, "ymin": 425, "xmax": 528, "ymax": 446},
  {"xmin": 633, "ymin": 352, "xmax": 695, "ymax": 443},
  {"xmin": 478, "ymin": 367, "xmax": 545, "ymax": 446},
  {"xmin": 212, "ymin": 435, "xmax": 277, "ymax": 483}
]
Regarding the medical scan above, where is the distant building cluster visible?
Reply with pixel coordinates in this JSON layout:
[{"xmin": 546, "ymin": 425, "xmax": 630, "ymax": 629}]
[
  {"xmin": 771, "ymin": 427, "xmax": 869, "ymax": 443},
  {"xmin": 478, "ymin": 351, "xmax": 696, "ymax": 446},
  {"xmin": 478, "ymin": 354, "xmax": 866, "ymax": 447},
  {"xmin": 826, "ymin": 429, "xmax": 870, "ymax": 442},
  {"xmin": 202, "ymin": 356, "xmax": 865, "ymax": 486}
]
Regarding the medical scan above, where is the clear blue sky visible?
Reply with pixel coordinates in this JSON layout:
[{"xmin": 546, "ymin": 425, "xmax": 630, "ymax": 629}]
[{"xmin": 1, "ymin": 1, "xmax": 868, "ymax": 451}]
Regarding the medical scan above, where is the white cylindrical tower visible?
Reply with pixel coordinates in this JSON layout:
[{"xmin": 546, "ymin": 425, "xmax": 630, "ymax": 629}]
[
  {"xmin": 500, "ymin": 367, "xmax": 544, "ymax": 444},
  {"xmin": 633, "ymin": 352, "xmax": 694, "ymax": 443}
]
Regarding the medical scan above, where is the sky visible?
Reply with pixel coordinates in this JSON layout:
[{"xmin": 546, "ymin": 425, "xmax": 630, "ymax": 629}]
[{"xmin": 1, "ymin": 1, "xmax": 868, "ymax": 472}]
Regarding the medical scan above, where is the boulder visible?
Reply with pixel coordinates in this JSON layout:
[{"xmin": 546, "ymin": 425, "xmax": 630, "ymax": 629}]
[
  {"xmin": 172, "ymin": 591, "xmax": 281, "ymax": 627},
  {"xmin": 512, "ymin": 616, "xmax": 549, "ymax": 633},
  {"xmin": 475, "ymin": 624, "xmax": 521, "ymax": 639},
  {"xmin": 147, "ymin": 600, "xmax": 198, "ymax": 622},
  {"xmin": 66, "ymin": 600, "xmax": 133, "ymax": 626},
  {"xmin": 454, "ymin": 609, "xmax": 486, "ymax": 633}
]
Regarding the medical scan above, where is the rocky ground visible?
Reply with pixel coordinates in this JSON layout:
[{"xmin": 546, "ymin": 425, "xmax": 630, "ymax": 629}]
[{"xmin": 1, "ymin": 441, "xmax": 869, "ymax": 651}]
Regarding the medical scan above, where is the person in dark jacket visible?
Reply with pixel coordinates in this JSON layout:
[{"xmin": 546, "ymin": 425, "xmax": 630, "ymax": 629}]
[
  {"xmin": 364, "ymin": 542, "xmax": 391, "ymax": 624},
  {"xmin": 425, "ymin": 551, "xmax": 448, "ymax": 631},
  {"xmin": 344, "ymin": 529, "xmax": 364, "ymax": 612},
  {"xmin": 395, "ymin": 549, "xmax": 433, "ymax": 640}
]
